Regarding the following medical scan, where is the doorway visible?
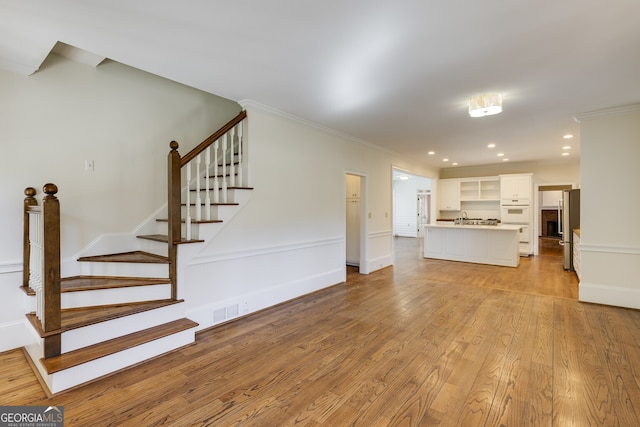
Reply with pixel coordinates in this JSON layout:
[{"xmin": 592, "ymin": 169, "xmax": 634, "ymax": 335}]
[
  {"xmin": 345, "ymin": 173, "xmax": 366, "ymax": 272},
  {"xmin": 392, "ymin": 168, "xmax": 433, "ymax": 238},
  {"xmin": 535, "ymin": 183, "xmax": 574, "ymax": 256}
]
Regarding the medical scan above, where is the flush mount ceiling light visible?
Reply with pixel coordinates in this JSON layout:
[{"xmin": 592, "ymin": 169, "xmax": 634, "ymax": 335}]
[{"xmin": 468, "ymin": 93, "xmax": 503, "ymax": 117}]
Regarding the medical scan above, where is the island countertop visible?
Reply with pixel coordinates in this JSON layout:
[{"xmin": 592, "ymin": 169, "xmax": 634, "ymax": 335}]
[{"xmin": 428, "ymin": 223, "xmax": 523, "ymax": 231}]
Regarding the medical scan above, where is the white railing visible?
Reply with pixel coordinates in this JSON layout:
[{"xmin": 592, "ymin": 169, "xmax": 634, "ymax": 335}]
[
  {"xmin": 28, "ymin": 207, "xmax": 45, "ymax": 324},
  {"xmin": 180, "ymin": 117, "xmax": 245, "ymax": 240}
]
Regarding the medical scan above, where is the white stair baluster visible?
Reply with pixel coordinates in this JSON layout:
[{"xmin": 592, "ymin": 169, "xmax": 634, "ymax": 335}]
[
  {"xmin": 30, "ymin": 211, "xmax": 44, "ymax": 323},
  {"xmin": 185, "ymin": 163, "xmax": 192, "ymax": 240},
  {"xmin": 213, "ymin": 140, "xmax": 220, "ymax": 204},
  {"xmin": 195, "ymin": 154, "xmax": 202, "ymax": 221},
  {"xmin": 221, "ymin": 135, "xmax": 228, "ymax": 203},
  {"xmin": 229, "ymin": 128, "xmax": 236, "ymax": 188},
  {"xmin": 237, "ymin": 122, "xmax": 243, "ymax": 187},
  {"xmin": 205, "ymin": 147, "xmax": 211, "ymax": 220}
]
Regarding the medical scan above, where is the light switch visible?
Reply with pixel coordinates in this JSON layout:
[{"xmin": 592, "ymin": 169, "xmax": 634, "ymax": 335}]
[{"xmin": 85, "ymin": 160, "xmax": 94, "ymax": 172}]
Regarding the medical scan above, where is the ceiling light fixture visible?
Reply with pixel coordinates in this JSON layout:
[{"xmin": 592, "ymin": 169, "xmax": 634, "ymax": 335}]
[
  {"xmin": 563, "ymin": 134, "xmax": 574, "ymax": 139},
  {"xmin": 487, "ymin": 143, "xmax": 496, "ymax": 148},
  {"xmin": 468, "ymin": 93, "xmax": 503, "ymax": 117}
]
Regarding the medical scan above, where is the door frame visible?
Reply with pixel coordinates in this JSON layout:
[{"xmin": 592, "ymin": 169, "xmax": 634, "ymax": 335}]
[
  {"xmin": 533, "ymin": 181, "xmax": 579, "ymax": 256},
  {"xmin": 345, "ymin": 171, "xmax": 369, "ymax": 274}
]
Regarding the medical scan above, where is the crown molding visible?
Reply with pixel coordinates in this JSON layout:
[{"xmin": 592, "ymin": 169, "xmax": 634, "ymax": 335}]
[{"xmin": 574, "ymin": 104, "xmax": 640, "ymax": 122}]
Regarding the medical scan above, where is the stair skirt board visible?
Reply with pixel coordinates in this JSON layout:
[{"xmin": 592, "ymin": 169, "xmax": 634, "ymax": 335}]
[
  {"xmin": 32, "ymin": 327, "xmax": 197, "ymax": 395},
  {"xmin": 61, "ymin": 302, "xmax": 186, "ymax": 353},
  {"xmin": 62, "ymin": 283, "xmax": 172, "ymax": 309}
]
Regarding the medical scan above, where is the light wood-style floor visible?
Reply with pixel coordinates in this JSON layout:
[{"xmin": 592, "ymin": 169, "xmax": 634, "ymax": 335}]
[{"xmin": 3, "ymin": 237, "xmax": 640, "ymax": 426}]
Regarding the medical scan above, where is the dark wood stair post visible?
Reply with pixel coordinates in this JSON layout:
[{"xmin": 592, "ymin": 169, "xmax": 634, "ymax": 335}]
[
  {"xmin": 168, "ymin": 141, "xmax": 181, "ymax": 300},
  {"xmin": 42, "ymin": 183, "xmax": 62, "ymax": 359}
]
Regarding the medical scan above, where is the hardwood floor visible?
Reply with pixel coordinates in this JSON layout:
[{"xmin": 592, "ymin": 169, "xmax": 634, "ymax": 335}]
[{"xmin": 3, "ymin": 237, "xmax": 640, "ymax": 426}]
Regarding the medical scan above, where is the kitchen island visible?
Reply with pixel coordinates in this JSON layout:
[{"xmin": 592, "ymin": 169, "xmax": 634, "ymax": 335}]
[{"xmin": 423, "ymin": 223, "xmax": 523, "ymax": 267}]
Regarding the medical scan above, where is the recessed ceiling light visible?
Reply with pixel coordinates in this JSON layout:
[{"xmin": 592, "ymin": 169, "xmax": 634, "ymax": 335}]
[
  {"xmin": 428, "ymin": 151, "xmax": 435, "ymax": 155},
  {"xmin": 487, "ymin": 143, "xmax": 496, "ymax": 148},
  {"xmin": 502, "ymin": 158, "xmax": 510, "ymax": 162},
  {"xmin": 443, "ymin": 158, "xmax": 449, "ymax": 162},
  {"xmin": 563, "ymin": 134, "xmax": 574, "ymax": 139},
  {"xmin": 399, "ymin": 175, "xmax": 409, "ymax": 180},
  {"xmin": 562, "ymin": 152, "xmax": 570, "ymax": 156},
  {"xmin": 497, "ymin": 152, "xmax": 505, "ymax": 157},
  {"xmin": 452, "ymin": 162, "xmax": 458, "ymax": 166},
  {"xmin": 562, "ymin": 145, "xmax": 571, "ymax": 150}
]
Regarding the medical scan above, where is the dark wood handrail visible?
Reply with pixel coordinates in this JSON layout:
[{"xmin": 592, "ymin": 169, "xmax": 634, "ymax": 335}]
[
  {"xmin": 180, "ymin": 110, "xmax": 247, "ymax": 167},
  {"xmin": 167, "ymin": 110, "xmax": 247, "ymax": 298}
]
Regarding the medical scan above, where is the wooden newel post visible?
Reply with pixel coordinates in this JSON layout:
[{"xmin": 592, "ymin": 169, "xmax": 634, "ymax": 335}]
[
  {"xmin": 42, "ymin": 183, "xmax": 61, "ymax": 358},
  {"xmin": 23, "ymin": 187, "xmax": 38, "ymax": 291},
  {"xmin": 168, "ymin": 141, "xmax": 181, "ymax": 300}
]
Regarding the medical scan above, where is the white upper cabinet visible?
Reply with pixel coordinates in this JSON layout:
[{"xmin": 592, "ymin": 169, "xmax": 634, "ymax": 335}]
[
  {"xmin": 439, "ymin": 179, "xmax": 461, "ymax": 211},
  {"xmin": 500, "ymin": 174, "xmax": 532, "ymax": 205}
]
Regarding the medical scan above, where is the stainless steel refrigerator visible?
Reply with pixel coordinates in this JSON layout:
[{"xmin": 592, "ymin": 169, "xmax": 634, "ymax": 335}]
[{"xmin": 560, "ymin": 189, "xmax": 580, "ymax": 270}]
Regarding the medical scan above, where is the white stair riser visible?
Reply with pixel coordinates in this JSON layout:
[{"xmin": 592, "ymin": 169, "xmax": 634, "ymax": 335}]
[
  {"xmin": 61, "ymin": 284, "xmax": 171, "ymax": 309},
  {"xmin": 137, "ymin": 238, "xmax": 169, "ymax": 257},
  {"xmin": 187, "ymin": 188, "xmax": 242, "ymax": 204},
  {"xmin": 48, "ymin": 328, "xmax": 196, "ymax": 394},
  {"xmin": 61, "ymin": 303, "xmax": 185, "ymax": 353},
  {"xmin": 77, "ymin": 262, "xmax": 168, "ymax": 278}
]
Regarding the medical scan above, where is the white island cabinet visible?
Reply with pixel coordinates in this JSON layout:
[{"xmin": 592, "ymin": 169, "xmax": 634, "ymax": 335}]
[{"xmin": 424, "ymin": 223, "xmax": 522, "ymax": 267}]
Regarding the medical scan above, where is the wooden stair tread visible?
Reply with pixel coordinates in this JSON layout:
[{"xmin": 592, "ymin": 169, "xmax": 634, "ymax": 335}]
[
  {"xmin": 26, "ymin": 299, "xmax": 185, "ymax": 337},
  {"xmin": 155, "ymin": 218, "xmax": 223, "ymax": 224},
  {"xmin": 41, "ymin": 318, "xmax": 198, "ymax": 374},
  {"xmin": 61, "ymin": 276, "xmax": 171, "ymax": 292},
  {"xmin": 189, "ymin": 186, "xmax": 254, "ymax": 191},
  {"xmin": 181, "ymin": 202, "xmax": 239, "ymax": 206},
  {"xmin": 78, "ymin": 251, "xmax": 169, "ymax": 264},
  {"xmin": 137, "ymin": 234, "xmax": 204, "ymax": 244}
]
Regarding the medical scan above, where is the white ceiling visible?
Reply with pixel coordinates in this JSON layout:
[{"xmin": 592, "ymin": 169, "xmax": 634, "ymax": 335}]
[{"xmin": 3, "ymin": 1, "xmax": 640, "ymax": 169}]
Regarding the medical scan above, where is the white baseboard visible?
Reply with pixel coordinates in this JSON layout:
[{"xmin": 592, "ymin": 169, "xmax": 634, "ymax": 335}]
[
  {"xmin": 188, "ymin": 267, "xmax": 345, "ymax": 331},
  {"xmin": 0, "ymin": 320, "xmax": 29, "ymax": 353},
  {"xmin": 579, "ymin": 282, "xmax": 640, "ymax": 310}
]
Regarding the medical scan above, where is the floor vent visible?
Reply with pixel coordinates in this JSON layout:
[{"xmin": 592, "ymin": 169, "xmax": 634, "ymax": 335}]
[{"xmin": 213, "ymin": 304, "xmax": 240, "ymax": 323}]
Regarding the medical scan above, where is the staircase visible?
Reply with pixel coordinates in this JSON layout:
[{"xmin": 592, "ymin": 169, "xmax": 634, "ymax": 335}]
[{"xmin": 22, "ymin": 111, "xmax": 251, "ymax": 395}]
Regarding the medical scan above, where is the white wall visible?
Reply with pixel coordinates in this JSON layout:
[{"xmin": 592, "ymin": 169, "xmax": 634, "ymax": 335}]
[
  {"xmin": 577, "ymin": 105, "xmax": 640, "ymax": 309},
  {"xmin": 0, "ymin": 54, "xmax": 241, "ymax": 351},
  {"xmin": 181, "ymin": 103, "xmax": 407, "ymax": 326},
  {"xmin": 0, "ymin": 58, "xmax": 441, "ymax": 350}
]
